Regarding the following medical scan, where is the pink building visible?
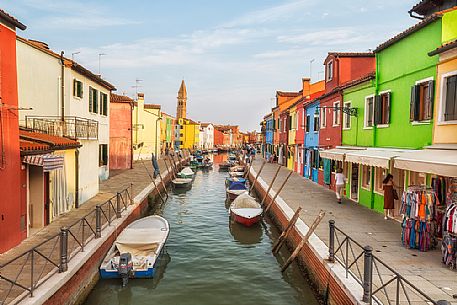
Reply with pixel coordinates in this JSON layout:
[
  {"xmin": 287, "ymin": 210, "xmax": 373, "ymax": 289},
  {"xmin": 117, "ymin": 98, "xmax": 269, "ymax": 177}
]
[{"xmin": 109, "ymin": 93, "xmax": 133, "ymax": 170}]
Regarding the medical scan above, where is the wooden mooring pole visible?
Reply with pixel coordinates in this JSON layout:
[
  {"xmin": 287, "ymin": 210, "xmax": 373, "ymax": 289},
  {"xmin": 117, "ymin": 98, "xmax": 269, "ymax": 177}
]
[
  {"xmin": 272, "ymin": 207, "xmax": 302, "ymax": 254},
  {"xmin": 260, "ymin": 164, "xmax": 281, "ymax": 206},
  {"xmin": 163, "ymin": 157, "xmax": 175, "ymax": 179},
  {"xmin": 281, "ymin": 210, "xmax": 326, "ymax": 273},
  {"xmin": 140, "ymin": 159, "xmax": 166, "ymax": 204},
  {"xmin": 249, "ymin": 160, "xmax": 267, "ymax": 194},
  {"xmin": 264, "ymin": 170, "xmax": 293, "ymax": 213},
  {"xmin": 158, "ymin": 172, "xmax": 169, "ymax": 198}
]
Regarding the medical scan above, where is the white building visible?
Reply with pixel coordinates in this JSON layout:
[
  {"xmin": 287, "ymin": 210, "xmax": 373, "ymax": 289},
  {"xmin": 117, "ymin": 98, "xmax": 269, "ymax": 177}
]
[
  {"xmin": 16, "ymin": 37, "xmax": 115, "ymax": 206},
  {"xmin": 200, "ymin": 123, "xmax": 214, "ymax": 149}
]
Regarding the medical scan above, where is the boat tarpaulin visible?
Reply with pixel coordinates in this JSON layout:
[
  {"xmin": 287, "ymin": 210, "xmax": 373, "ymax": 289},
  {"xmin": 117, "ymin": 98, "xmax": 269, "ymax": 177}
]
[
  {"xmin": 115, "ymin": 228, "xmax": 160, "ymax": 257},
  {"xmin": 231, "ymin": 193, "xmax": 260, "ymax": 209},
  {"xmin": 23, "ymin": 154, "xmax": 64, "ymax": 171},
  {"xmin": 345, "ymin": 149, "xmax": 408, "ymax": 169},
  {"xmin": 180, "ymin": 167, "xmax": 194, "ymax": 175},
  {"xmin": 394, "ymin": 149, "xmax": 457, "ymax": 177}
]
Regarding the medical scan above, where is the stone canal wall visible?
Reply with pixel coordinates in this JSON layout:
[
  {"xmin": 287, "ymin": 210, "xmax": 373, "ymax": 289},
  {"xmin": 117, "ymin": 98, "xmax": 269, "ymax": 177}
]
[
  {"xmin": 20, "ymin": 163, "xmax": 178, "ymax": 305},
  {"xmin": 248, "ymin": 167, "xmax": 367, "ymax": 305}
]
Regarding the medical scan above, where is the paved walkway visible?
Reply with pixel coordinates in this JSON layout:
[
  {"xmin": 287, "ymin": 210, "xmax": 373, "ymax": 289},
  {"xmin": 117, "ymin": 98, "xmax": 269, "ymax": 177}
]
[{"xmin": 251, "ymin": 158, "xmax": 456, "ymax": 304}]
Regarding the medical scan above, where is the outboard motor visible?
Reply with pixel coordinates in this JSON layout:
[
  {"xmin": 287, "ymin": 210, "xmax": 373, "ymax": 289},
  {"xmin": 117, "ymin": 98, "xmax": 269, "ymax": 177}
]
[{"xmin": 118, "ymin": 252, "xmax": 133, "ymax": 287}]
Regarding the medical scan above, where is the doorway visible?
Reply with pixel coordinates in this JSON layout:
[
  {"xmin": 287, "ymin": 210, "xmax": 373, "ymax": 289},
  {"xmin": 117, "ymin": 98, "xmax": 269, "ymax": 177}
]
[
  {"xmin": 351, "ymin": 163, "xmax": 359, "ymax": 201},
  {"xmin": 392, "ymin": 168, "xmax": 405, "ymax": 219}
]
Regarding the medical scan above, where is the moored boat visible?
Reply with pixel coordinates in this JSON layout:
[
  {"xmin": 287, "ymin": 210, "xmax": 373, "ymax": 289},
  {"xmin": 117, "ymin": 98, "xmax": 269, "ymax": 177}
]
[
  {"xmin": 226, "ymin": 181, "xmax": 248, "ymax": 200},
  {"xmin": 177, "ymin": 167, "xmax": 194, "ymax": 179},
  {"xmin": 229, "ymin": 171, "xmax": 244, "ymax": 177},
  {"xmin": 229, "ymin": 165, "xmax": 245, "ymax": 172},
  {"xmin": 225, "ymin": 177, "xmax": 247, "ymax": 188},
  {"xmin": 219, "ymin": 162, "xmax": 231, "ymax": 171},
  {"xmin": 171, "ymin": 178, "xmax": 193, "ymax": 188},
  {"xmin": 230, "ymin": 193, "xmax": 262, "ymax": 227},
  {"xmin": 100, "ymin": 215, "xmax": 170, "ymax": 286}
]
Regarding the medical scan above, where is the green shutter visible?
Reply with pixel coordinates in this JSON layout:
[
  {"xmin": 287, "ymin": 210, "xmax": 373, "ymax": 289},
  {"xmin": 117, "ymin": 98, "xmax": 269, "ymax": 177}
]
[
  {"xmin": 89, "ymin": 88, "xmax": 93, "ymax": 112},
  {"xmin": 374, "ymin": 95, "xmax": 382, "ymax": 125},
  {"xmin": 385, "ymin": 92, "xmax": 391, "ymax": 124},
  {"xmin": 426, "ymin": 80, "xmax": 435, "ymax": 120}
]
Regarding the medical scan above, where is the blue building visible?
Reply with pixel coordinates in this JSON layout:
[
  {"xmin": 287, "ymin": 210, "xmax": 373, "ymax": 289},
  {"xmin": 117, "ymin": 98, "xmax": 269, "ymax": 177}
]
[
  {"xmin": 303, "ymin": 100, "xmax": 320, "ymax": 183},
  {"xmin": 264, "ymin": 113, "xmax": 274, "ymax": 159}
]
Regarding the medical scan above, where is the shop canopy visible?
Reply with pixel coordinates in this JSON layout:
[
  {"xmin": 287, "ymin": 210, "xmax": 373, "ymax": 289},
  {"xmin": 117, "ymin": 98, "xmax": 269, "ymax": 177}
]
[
  {"xmin": 23, "ymin": 154, "xmax": 64, "ymax": 172},
  {"xmin": 319, "ymin": 148, "xmax": 365, "ymax": 161},
  {"xmin": 394, "ymin": 149, "xmax": 457, "ymax": 177},
  {"xmin": 345, "ymin": 149, "xmax": 408, "ymax": 169}
]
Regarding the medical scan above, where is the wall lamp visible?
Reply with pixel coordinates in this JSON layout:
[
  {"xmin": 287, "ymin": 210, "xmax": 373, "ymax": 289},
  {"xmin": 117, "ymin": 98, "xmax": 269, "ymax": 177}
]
[{"xmin": 314, "ymin": 105, "xmax": 358, "ymax": 117}]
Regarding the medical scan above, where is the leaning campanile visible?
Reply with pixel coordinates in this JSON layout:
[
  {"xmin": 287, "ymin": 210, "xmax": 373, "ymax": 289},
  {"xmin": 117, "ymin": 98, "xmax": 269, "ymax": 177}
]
[{"xmin": 176, "ymin": 80, "xmax": 187, "ymax": 119}]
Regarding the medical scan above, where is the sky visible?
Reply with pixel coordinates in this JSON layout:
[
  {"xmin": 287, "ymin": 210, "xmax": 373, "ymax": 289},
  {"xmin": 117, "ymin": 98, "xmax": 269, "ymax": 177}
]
[{"xmin": 3, "ymin": 0, "xmax": 418, "ymax": 132}]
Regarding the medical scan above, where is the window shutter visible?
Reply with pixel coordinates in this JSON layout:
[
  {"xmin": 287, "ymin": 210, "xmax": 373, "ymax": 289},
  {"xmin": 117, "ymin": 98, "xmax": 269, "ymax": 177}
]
[
  {"xmin": 386, "ymin": 92, "xmax": 391, "ymax": 124},
  {"xmin": 73, "ymin": 79, "xmax": 77, "ymax": 96},
  {"xmin": 89, "ymin": 88, "xmax": 93, "ymax": 112},
  {"xmin": 426, "ymin": 80, "xmax": 435, "ymax": 120},
  {"xmin": 445, "ymin": 75, "xmax": 457, "ymax": 121},
  {"xmin": 410, "ymin": 86, "xmax": 416, "ymax": 121},
  {"xmin": 78, "ymin": 82, "xmax": 83, "ymax": 98},
  {"xmin": 374, "ymin": 95, "xmax": 382, "ymax": 125}
]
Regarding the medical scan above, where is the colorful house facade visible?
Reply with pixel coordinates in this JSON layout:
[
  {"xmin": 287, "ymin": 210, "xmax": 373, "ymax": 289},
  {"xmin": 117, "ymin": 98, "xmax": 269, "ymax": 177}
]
[
  {"xmin": 160, "ymin": 112, "xmax": 175, "ymax": 154},
  {"xmin": 133, "ymin": 93, "xmax": 162, "ymax": 159},
  {"xmin": 304, "ymin": 99, "xmax": 320, "ymax": 183},
  {"xmin": 109, "ymin": 93, "xmax": 133, "ymax": 170},
  {"xmin": 264, "ymin": 113, "xmax": 274, "ymax": 160}
]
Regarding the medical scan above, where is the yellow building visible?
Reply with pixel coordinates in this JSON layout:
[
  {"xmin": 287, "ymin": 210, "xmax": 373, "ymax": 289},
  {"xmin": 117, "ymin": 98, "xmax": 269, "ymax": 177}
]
[
  {"xmin": 287, "ymin": 104, "xmax": 297, "ymax": 170},
  {"xmin": 133, "ymin": 93, "xmax": 161, "ymax": 159},
  {"xmin": 178, "ymin": 118, "xmax": 200, "ymax": 149}
]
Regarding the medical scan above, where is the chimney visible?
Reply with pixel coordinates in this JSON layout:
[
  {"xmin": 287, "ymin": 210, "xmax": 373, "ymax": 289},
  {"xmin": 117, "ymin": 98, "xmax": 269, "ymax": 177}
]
[
  {"xmin": 137, "ymin": 92, "xmax": 145, "ymax": 110},
  {"xmin": 302, "ymin": 78, "xmax": 311, "ymax": 97}
]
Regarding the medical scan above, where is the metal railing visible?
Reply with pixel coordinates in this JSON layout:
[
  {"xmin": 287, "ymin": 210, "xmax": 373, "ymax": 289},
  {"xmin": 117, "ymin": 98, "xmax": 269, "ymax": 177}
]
[
  {"xmin": 328, "ymin": 220, "xmax": 447, "ymax": 305},
  {"xmin": 24, "ymin": 116, "xmax": 99, "ymax": 140},
  {"xmin": 0, "ymin": 185, "xmax": 133, "ymax": 305}
]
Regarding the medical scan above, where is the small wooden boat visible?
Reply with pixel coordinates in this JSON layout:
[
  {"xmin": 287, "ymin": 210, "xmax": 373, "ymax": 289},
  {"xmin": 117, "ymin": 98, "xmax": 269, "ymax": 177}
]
[
  {"xmin": 171, "ymin": 178, "xmax": 193, "ymax": 188},
  {"xmin": 200, "ymin": 162, "xmax": 213, "ymax": 170},
  {"xmin": 229, "ymin": 171, "xmax": 244, "ymax": 177},
  {"xmin": 177, "ymin": 167, "xmax": 194, "ymax": 179},
  {"xmin": 230, "ymin": 165, "xmax": 245, "ymax": 172},
  {"xmin": 100, "ymin": 215, "xmax": 170, "ymax": 286},
  {"xmin": 226, "ymin": 181, "xmax": 248, "ymax": 200},
  {"xmin": 219, "ymin": 162, "xmax": 231, "ymax": 171},
  {"xmin": 230, "ymin": 193, "xmax": 262, "ymax": 227},
  {"xmin": 225, "ymin": 177, "xmax": 247, "ymax": 188}
]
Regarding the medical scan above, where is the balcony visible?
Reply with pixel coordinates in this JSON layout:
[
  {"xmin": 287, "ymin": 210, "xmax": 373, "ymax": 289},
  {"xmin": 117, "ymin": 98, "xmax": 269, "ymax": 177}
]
[{"xmin": 24, "ymin": 116, "xmax": 98, "ymax": 140}]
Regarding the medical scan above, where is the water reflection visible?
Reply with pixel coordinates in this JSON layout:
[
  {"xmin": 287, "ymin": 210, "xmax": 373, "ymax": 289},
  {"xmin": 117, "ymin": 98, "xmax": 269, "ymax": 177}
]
[{"xmin": 229, "ymin": 219, "xmax": 263, "ymax": 245}]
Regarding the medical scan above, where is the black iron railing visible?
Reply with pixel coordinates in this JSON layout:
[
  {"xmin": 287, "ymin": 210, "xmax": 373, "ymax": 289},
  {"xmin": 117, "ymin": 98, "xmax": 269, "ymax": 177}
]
[
  {"xmin": 24, "ymin": 116, "xmax": 99, "ymax": 140},
  {"xmin": 0, "ymin": 185, "xmax": 132, "ymax": 305}
]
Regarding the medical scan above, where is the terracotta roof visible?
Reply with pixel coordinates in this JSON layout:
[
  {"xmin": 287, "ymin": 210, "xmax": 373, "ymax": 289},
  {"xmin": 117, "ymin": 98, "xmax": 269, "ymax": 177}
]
[
  {"xmin": 19, "ymin": 129, "xmax": 80, "ymax": 149},
  {"xmin": 200, "ymin": 123, "xmax": 212, "ymax": 127},
  {"xmin": 327, "ymin": 52, "xmax": 374, "ymax": 57},
  {"xmin": 16, "ymin": 36, "xmax": 116, "ymax": 91},
  {"xmin": 19, "ymin": 139, "xmax": 50, "ymax": 153},
  {"xmin": 144, "ymin": 104, "xmax": 161, "ymax": 110},
  {"xmin": 276, "ymin": 91, "xmax": 301, "ymax": 98},
  {"xmin": 374, "ymin": 14, "xmax": 441, "ymax": 53},
  {"xmin": 0, "ymin": 9, "xmax": 26, "ymax": 30},
  {"xmin": 339, "ymin": 72, "xmax": 376, "ymax": 90},
  {"xmin": 428, "ymin": 38, "xmax": 457, "ymax": 56},
  {"xmin": 110, "ymin": 93, "xmax": 133, "ymax": 103},
  {"xmin": 408, "ymin": 0, "xmax": 457, "ymax": 16}
]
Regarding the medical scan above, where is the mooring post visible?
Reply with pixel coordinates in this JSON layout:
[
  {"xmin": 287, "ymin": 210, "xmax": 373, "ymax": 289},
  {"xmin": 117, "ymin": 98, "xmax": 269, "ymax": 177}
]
[
  {"xmin": 159, "ymin": 172, "xmax": 169, "ymax": 198},
  {"xmin": 116, "ymin": 192, "xmax": 122, "ymax": 218},
  {"xmin": 249, "ymin": 160, "xmax": 267, "ymax": 194},
  {"xmin": 129, "ymin": 183, "xmax": 134, "ymax": 205},
  {"xmin": 260, "ymin": 164, "xmax": 281, "ymax": 206},
  {"xmin": 362, "ymin": 246, "xmax": 373, "ymax": 303},
  {"xmin": 95, "ymin": 205, "xmax": 101, "ymax": 238},
  {"xmin": 328, "ymin": 220, "xmax": 335, "ymax": 262},
  {"xmin": 152, "ymin": 176, "xmax": 166, "ymax": 204},
  {"xmin": 265, "ymin": 170, "xmax": 293, "ymax": 213},
  {"xmin": 59, "ymin": 227, "xmax": 69, "ymax": 273},
  {"xmin": 272, "ymin": 207, "xmax": 302, "ymax": 254}
]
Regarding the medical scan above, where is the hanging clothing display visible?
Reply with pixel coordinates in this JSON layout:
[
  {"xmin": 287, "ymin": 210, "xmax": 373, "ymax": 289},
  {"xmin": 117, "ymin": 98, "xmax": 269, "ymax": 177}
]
[
  {"xmin": 400, "ymin": 186, "xmax": 437, "ymax": 252},
  {"xmin": 441, "ymin": 177, "xmax": 457, "ymax": 269}
]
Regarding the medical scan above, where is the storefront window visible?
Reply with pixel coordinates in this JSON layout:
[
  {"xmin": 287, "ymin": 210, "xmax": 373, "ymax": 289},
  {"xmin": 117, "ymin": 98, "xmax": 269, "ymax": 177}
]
[
  {"xmin": 374, "ymin": 167, "xmax": 387, "ymax": 194},
  {"xmin": 361, "ymin": 165, "xmax": 371, "ymax": 190},
  {"xmin": 410, "ymin": 171, "xmax": 426, "ymax": 186}
]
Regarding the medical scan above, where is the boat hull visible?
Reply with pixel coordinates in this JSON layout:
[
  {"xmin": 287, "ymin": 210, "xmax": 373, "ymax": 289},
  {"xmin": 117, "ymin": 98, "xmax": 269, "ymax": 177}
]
[{"xmin": 230, "ymin": 211, "xmax": 261, "ymax": 227}]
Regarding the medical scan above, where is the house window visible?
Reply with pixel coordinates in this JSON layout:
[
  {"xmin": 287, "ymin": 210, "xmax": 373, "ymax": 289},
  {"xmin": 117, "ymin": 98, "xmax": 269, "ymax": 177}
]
[
  {"xmin": 374, "ymin": 91, "xmax": 391, "ymax": 126},
  {"xmin": 364, "ymin": 96, "xmax": 374, "ymax": 128},
  {"xmin": 89, "ymin": 87, "xmax": 98, "ymax": 113},
  {"xmin": 73, "ymin": 79, "xmax": 83, "ymax": 98},
  {"xmin": 100, "ymin": 92, "xmax": 108, "ymax": 116},
  {"xmin": 99, "ymin": 144, "xmax": 108, "ymax": 166},
  {"xmin": 333, "ymin": 101, "xmax": 340, "ymax": 126},
  {"xmin": 442, "ymin": 74, "xmax": 457, "ymax": 122},
  {"xmin": 361, "ymin": 165, "xmax": 371, "ymax": 190},
  {"xmin": 326, "ymin": 60, "xmax": 333, "ymax": 82},
  {"xmin": 313, "ymin": 150, "xmax": 320, "ymax": 169},
  {"xmin": 410, "ymin": 79, "xmax": 434, "ymax": 122},
  {"xmin": 343, "ymin": 101, "xmax": 351, "ymax": 129},
  {"xmin": 305, "ymin": 115, "xmax": 310, "ymax": 132},
  {"xmin": 320, "ymin": 108, "xmax": 326, "ymax": 128},
  {"xmin": 374, "ymin": 167, "xmax": 387, "ymax": 194},
  {"xmin": 313, "ymin": 114, "xmax": 319, "ymax": 132}
]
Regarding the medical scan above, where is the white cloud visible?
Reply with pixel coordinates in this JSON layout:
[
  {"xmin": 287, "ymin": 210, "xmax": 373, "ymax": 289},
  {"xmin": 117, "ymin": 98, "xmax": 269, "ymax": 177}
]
[{"xmin": 277, "ymin": 28, "xmax": 375, "ymax": 46}]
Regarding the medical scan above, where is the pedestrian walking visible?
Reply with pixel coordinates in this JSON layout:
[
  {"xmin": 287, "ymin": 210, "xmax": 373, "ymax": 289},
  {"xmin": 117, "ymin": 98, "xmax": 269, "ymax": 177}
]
[
  {"xmin": 382, "ymin": 174, "xmax": 397, "ymax": 219},
  {"xmin": 335, "ymin": 168, "xmax": 347, "ymax": 204}
]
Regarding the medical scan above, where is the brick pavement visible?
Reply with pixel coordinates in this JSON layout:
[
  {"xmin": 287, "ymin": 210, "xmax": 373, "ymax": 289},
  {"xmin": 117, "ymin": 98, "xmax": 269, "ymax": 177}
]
[{"xmin": 251, "ymin": 158, "xmax": 457, "ymax": 304}]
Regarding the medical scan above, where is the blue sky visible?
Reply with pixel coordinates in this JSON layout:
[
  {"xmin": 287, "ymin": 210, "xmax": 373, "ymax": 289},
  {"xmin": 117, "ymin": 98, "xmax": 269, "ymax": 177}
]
[{"xmin": 4, "ymin": 0, "xmax": 418, "ymax": 131}]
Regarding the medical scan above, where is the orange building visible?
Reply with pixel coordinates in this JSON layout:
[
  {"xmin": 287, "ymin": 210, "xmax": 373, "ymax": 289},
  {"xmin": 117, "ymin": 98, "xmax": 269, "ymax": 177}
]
[{"xmin": 109, "ymin": 94, "xmax": 133, "ymax": 170}]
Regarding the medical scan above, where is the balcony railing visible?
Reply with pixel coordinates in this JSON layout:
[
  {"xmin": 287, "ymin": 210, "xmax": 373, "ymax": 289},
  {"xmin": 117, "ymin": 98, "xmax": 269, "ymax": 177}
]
[{"xmin": 24, "ymin": 116, "xmax": 98, "ymax": 140}]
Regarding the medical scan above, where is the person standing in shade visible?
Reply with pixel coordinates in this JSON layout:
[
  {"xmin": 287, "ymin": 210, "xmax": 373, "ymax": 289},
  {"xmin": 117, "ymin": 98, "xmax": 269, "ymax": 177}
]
[
  {"xmin": 382, "ymin": 174, "xmax": 396, "ymax": 220},
  {"xmin": 335, "ymin": 168, "xmax": 347, "ymax": 204}
]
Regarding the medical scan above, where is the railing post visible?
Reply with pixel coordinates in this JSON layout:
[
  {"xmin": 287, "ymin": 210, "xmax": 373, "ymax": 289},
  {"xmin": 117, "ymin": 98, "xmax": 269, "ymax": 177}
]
[
  {"xmin": 328, "ymin": 220, "xmax": 335, "ymax": 263},
  {"xmin": 116, "ymin": 192, "xmax": 122, "ymax": 218},
  {"xmin": 30, "ymin": 250, "xmax": 34, "ymax": 297},
  {"xmin": 81, "ymin": 219, "xmax": 85, "ymax": 252},
  {"xmin": 362, "ymin": 246, "xmax": 373, "ymax": 303},
  {"xmin": 95, "ymin": 205, "xmax": 101, "ymax": 238},
  {"xmin": 129, "ymin": 183, "xmax": 134, "ymax": 205},
  {"xmin": 59, "ymin": 227, "xmax": 68, "ymax": 273}
]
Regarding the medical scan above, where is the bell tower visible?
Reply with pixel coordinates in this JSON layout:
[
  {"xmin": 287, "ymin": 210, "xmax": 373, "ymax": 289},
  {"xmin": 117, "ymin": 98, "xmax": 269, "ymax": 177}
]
[{"xmin": 177, "ymin": 80, "xmax": 187, "ymax": 119}]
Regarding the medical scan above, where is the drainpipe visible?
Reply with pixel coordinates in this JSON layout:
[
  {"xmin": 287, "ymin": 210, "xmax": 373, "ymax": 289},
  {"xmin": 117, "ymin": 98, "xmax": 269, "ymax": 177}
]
[
  {"xmin": 130, "ymin": 102, "xmax": 134, "ymax": 169},
  {"xmin": 75, "ymin": 148, "xmax": 79, "ymax": 208},
  {"xmin": 60, "ymin": 51, "xmax": 65, "ymax": 121}
]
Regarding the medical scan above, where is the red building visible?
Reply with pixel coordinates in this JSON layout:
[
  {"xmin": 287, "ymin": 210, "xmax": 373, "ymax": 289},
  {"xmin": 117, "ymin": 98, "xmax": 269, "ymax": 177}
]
[
  {"xmin": 109, "ymin": 93, "xmax": 133, "ymax": 170},
  {"xmin": 278, "ymin": 110, "xmax": 290, "ymax": 165},
  {"xmin": 214, "ymin": 128, "xmax": 224, "ymax": 147},
  {"xmin": 0, "ymin": 9, "xmax": 26, "ymax": 253},
  {"xmin": 318, "ymin": 52, "xmax": 375, "ymax": 188}
]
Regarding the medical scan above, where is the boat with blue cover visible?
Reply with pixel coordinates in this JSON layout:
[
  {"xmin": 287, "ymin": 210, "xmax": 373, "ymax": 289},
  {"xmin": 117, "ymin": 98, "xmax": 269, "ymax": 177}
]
[{"xmin": 226, "ymin": 181, "xmax": 248, "ymax": 200}]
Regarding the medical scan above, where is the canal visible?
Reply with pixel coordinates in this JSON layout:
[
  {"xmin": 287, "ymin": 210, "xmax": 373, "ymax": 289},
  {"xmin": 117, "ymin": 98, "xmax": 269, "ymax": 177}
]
[{"xmin": 84, "ymin": 155, "xmax": 320, "ymax": 305}]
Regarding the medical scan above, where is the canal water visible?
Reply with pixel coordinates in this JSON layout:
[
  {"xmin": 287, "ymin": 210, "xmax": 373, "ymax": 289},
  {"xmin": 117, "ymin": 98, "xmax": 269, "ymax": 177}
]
[{"xmin": 84, "ymin": 155, "xmax": 319, "ymax": 305}]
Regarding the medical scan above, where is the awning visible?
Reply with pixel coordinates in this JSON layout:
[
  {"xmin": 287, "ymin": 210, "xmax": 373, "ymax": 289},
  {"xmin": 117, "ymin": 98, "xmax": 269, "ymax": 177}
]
[
  {"xmin": 345, "ymin": 149, "xmax": 407, "ymax": 168},
  {"xmin": 319, "ymin": 148, "xmax": 362, "ymax": 161},
  {"xmin": 394, "ymin": 149, "xmax": 457, "ymax": 177},
  {"xmin": 23, "ymin": 154, "xmax": 64, "ymax": 172}
]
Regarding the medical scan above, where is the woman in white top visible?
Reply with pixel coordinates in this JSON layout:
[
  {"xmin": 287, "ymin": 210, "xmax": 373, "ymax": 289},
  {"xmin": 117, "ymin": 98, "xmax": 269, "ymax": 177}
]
[{"xmin": 335, "ymin": 168, "xmax": 347, "ymax": 204}]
